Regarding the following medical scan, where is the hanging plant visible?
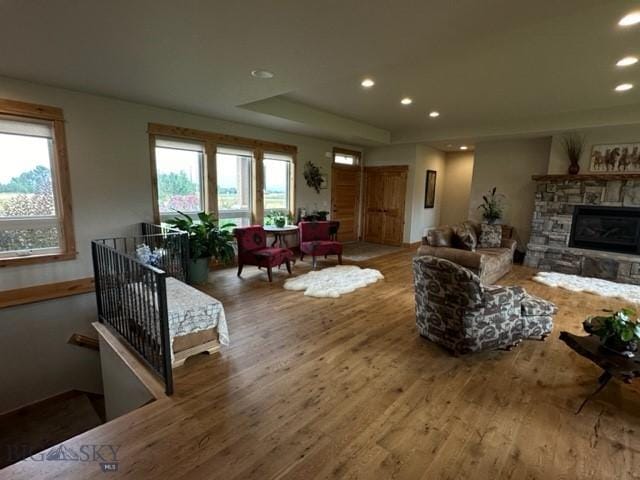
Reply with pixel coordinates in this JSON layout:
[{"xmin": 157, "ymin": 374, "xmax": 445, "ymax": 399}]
[{"xmin": 303, "ymin": 161, "xmax": 323, "ymax": 194}]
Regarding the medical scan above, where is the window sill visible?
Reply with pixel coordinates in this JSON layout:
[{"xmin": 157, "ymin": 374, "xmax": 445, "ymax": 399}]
[{"xmin": 0, "ymin": 251, "xmax": 77, "ymax": 268}]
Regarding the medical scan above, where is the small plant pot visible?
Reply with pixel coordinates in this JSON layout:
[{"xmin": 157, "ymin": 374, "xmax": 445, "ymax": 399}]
[
  {"xmin": 188, "ymin": 257, "xmax": 210, "ymax": 285},
  {"xmin": 275, "ymin": 219, "xmax": 286, "ymax": 228}
]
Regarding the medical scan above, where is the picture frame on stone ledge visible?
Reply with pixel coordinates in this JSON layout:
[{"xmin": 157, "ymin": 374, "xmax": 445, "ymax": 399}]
[{"xmin": 590, "ymin": 142, "xmax": 640, "ymax": 173}]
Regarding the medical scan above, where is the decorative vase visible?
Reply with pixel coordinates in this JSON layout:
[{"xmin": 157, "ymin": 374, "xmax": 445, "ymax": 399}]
[
  {"xmin": 188, "ymin": 257, "xmax": 210, "ymax": 284},
  {"xmin": 568, "ymin": 158, "xmax": 580, "ymax": 175},
  {"xmin": 275, "ymin": 218, "xmax": 286, "ymax": 228}
]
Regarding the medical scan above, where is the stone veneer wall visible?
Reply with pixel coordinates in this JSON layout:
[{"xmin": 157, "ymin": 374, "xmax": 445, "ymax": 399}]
[{"xmin": 525, "ymin": 176, "xmax": 640, "ymax": 285}]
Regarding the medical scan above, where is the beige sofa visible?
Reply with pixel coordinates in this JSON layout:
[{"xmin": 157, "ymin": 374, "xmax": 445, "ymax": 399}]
[{"xmin": 417, "ymin": 221, "xmax": 516, "ymax": 285}]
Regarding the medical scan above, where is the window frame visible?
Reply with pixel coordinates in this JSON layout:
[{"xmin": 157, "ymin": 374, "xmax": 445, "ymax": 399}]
[
  {"xmin": 333, "ymin": 147, "xmax": 361, "ymax": 166},
  {"xmin": 148, "ymin": 123, "xmax": 297, "ymax": 226},
  {"xmin": 216, "ymin": 146, "xmax": 254, "ymax": 228},
  {"xmin": 153, "ymin": 137, "xmax": 206, "ymax": 222},
  {"xmin": 0, "ymin": 99, "xmax": 76, "ymax": 268},
  {"xmin": 263, "ymin": 152, "xmax": 294, "ymax": 218}
]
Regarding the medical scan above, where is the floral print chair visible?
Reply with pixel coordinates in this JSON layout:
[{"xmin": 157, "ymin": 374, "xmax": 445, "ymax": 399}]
[
  {"xmin": 299, "ymin": 221, "xmax": 343, "ymax": 269},
  {"xmin": 233, "ymin": 226, "xmax": 294, "ymax": 282},
  {"xmin": 412, "ymin": 255, "xmax": 556, "ymax": 354}
]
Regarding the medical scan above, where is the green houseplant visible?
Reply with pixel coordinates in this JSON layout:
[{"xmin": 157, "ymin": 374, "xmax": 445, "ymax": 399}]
[
  {"xmin": 264, "ymin": 211, "xmax": 293, "ymax": 228},
  {"xmin": 583, "ymin": 308, "xmax": 640, "ymax": 357},
  {"xmin": 477, "ymin": 187, "xmax": 505, "ymax": 224},
  {"xmin": 166, "ymin": 211, "xmax": 235, "ymax": 284}
]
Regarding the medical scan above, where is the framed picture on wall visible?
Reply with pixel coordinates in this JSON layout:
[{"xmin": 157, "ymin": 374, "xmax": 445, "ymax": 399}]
[
  {"xmin": 590, "ymin": 142, "xmax": 640, "ymax": 172},
  {"xmin": 424, "ymin": 170, "xmax": 437, "ymax": 208}
]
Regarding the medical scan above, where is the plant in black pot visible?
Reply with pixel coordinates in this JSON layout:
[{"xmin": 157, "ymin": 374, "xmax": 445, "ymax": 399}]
[
  {"xmin": 583, "ymin": 308, "xmax": 640, "ymax": 357},
  {"xmin": 166, "ymin": 211, "xmax": 235, "ymax": 285}
]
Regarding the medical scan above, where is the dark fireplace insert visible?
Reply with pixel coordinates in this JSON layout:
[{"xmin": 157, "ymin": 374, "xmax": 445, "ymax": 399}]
[{"xmin": 569, "ymin": 206, "xmax": 640, "ymax": 254}]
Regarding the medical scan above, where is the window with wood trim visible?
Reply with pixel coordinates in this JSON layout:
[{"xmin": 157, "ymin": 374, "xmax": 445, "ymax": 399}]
[
  {"xmin": 263, "ymin": 152, "xmax": 293, "ymax": 215},
  {"xmin": 154, "ymin": 138, "xmax": 205, "ymax": 219},
  {"xmin": 148, "ymin": 123, "xmax": 297, "ymax": 226},
  {"xmin": 333, "ymin": 147, "xmax": 361, "ymax": 166},
  {"xmin": 216, "ymin": 146, "xmax": 253, "ymax": 227},
  {"xmin": 0, "ymin": 99, "xmax": 75, "ymax": 266}
]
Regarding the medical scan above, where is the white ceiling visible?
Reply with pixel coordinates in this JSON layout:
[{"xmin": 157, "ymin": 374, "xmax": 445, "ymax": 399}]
[{"xmin": 1, "ymin": 0, "xmax": 639, "ymax": 147}]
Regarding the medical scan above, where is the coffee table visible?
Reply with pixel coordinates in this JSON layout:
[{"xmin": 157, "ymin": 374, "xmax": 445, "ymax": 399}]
[{"xmin": 559, "ymin": 331, "xmax": 640, "ymax": 414}]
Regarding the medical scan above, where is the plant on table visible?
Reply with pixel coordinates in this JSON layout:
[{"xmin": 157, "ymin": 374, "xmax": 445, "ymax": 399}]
[
  {"xmin": 477, "ymin": 187, "xmax": 505, "ymax": 224},
  {"xmin": 166, "ymin": 211, "xmax": 235, "ymax": 284},
  {"xmin": 265, "ymin": 211, "xmax": 293, "ymax": 228},
  {"xmin": 584, "ymin": 307, "xmax": 640, "ymax": 357}
]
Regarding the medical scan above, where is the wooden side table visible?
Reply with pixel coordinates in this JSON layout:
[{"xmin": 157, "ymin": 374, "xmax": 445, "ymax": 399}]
[{"xmin": 559, "ymin": 331, "xmax": 640, "ymax": 414}]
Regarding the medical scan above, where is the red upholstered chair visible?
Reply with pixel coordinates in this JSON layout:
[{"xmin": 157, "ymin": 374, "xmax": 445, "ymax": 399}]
[
  {"xmin": 233, "ymin": 226, "xmax": 293, "ymax": 282},
  {"xmin": 299, "ymin": 221, "xmax": 343, "ymax": 269}
]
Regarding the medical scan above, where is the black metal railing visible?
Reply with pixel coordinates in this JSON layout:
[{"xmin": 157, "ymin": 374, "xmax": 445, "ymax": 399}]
[{"xmin": 91, "ymin": 223, "xmax": 187, "ymax": 395}]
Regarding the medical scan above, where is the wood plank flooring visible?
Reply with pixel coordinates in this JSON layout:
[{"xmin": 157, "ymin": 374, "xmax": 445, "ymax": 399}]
[{"xmin": 2, "ymin": 250, "xmax": 640, "ymax": 479}]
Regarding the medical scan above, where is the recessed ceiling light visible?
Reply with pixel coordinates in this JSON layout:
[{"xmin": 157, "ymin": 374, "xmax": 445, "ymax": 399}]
[
  {"xmin": 619, "ymin": 12, "xmax": 640, "ymax": 27},
  {"xmin": 401, "ymin": 97, "xmax": 413, "ymax": 105},
  {"xmin": 251, "ymin": 69, "xmax": 274, "ymax": 79},
  {"xmin": 617, "ymin": 56, "xmax": 638, "ymax": 67},
  {"xmin": 615, "ymin": 83, "xmax": 634, "ymax": 92},
  {"xmin": 361, "ymin": 78, "xmax": 375, "ymax": 88},
  {"xmin": 460, "ymin": 145, "xmax": 469, "ymax": 150},
  {"xmin": 429, "ymin": 111, "xmax": 440, "ymax": 118}
]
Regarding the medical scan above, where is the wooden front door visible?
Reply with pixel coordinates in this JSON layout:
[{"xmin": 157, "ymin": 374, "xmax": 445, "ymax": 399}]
[
  {"xmin": 363, "ymin": 166, "xmax": 408, "ymax": 246},
  {"xmin": 331, "ymin": 163, "xmax": 361, "ymax": 242}
]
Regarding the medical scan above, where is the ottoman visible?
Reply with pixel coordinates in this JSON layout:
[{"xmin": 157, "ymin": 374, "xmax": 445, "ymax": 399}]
[{"xmin": 521, "ymin": 293, "xmax": 557, "ymax": 339}]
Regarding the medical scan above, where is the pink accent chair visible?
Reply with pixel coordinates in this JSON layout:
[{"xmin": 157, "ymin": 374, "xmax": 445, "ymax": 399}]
[
  {"xmin": 233, "ymin": 226, "xmax": 293, "ymax": 282},
  {"xmin": 299, "ymin": 221, "xmax": 343, "ymax": 269}
]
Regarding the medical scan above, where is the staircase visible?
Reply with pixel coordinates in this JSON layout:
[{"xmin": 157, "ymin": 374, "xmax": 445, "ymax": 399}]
[{"xmin": 0, "ymin": 390, "xmax": 105, "ymax": 469}]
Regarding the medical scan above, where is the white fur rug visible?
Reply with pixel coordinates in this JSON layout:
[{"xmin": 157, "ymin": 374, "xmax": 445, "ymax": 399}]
[
  {"xmin": 533, "ymin": 271, "xmax": 640, "ymax": 305},
  {"xmin": 284, "ymin": 265, "xmax": 384, "ymax": 298}
]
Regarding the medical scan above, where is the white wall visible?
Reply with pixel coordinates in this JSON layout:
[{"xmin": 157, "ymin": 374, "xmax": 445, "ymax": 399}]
[
  {"xmin": 548, "ymin": 123, "xmax": 640, "ymax": 175},
  {"xmin": 468, "ymin": 138, "xmax": 550, "ymax": 248},
  {"xmin": 440, "ymin": 151, "xmax": 474, "ymax": 226},
  {"xmin": 0, "ymin": 294, "xmax": 103, "ymax": 414},
  {"xmin": 364, "ymin": 144, "xmax": 445, "ymax": 244},
  {"xmin": 0, "ymin": 75, "xmax": 363, "ymax": 290},
  {"xmin": 412, "ymin": 145, "xmax": 445, "ymax": 242}
]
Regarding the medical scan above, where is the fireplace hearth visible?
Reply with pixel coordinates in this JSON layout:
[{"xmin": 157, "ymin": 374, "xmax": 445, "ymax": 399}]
[{"xmin": 569, "ymin": 206, "xmax": 640, "ymax": 255}]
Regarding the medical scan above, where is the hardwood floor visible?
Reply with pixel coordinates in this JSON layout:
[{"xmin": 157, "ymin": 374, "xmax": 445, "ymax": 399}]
[{"xmin": 3, "ymin": 250, "xmax": 640, "ymax": 479}]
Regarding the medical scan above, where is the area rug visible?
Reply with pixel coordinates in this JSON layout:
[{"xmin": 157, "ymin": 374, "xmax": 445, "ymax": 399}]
[
  {"xmin": 533, "ymin": 271, "xmax": 640, "ymax": 305},
  {"xmin": 284, "ymin": 265, "xmax": 384, "ymax": 298},
  {"xmin": 341, "ymin": 242, "xmax": 405, "ymax": 261}
]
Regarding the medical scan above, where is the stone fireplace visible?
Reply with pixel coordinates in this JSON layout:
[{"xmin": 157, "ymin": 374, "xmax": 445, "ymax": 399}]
[{"xmin": 525, "ymin": 174, "xmax": 640, "ymax": 285}]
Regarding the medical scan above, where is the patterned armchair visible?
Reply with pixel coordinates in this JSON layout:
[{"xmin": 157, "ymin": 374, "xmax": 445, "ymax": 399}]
[
  {"xmin": 412, "ymin": 255, "xmax": 556, "ymax": 354},
  {"xmin": 233, "ymin": 226, "xmax": 294, "ymax": 282},
  {"xmin": 299, "ymin": 221, "xmax": 343, "ymax": 269}
]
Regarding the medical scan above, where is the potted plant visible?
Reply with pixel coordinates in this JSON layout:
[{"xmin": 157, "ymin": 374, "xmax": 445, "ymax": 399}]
[
  {"xmin": 166, "ymin": 211, "xmax": 235, "ymax": 284},
  {"xmin": 477, "ymin": 187, "xmax": 504, "ymax": 224},
  {"xmin": 583, "ymin": 308, "xmax": 640, "ymax": 357},
  {"xmin": 561, "ymin": 132, "xmax": 585, "ymax": 175},
  {"xmin": 265, "ymin": 211, "xmax": 292, "ymax": 228}
]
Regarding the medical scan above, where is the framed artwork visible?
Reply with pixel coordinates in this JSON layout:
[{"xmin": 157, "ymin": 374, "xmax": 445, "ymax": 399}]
[
  {"xmin": 424, "ymin": 170, "xmax": 437, "ymax": 208},
  {"xmin": 590, "ymin": 143, "xmax": 640, "ymax": 172}
]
